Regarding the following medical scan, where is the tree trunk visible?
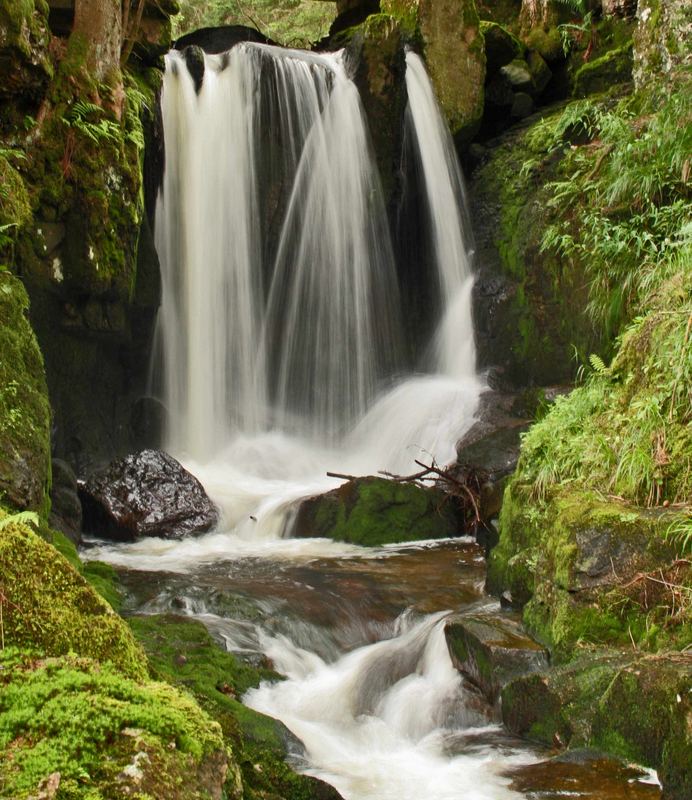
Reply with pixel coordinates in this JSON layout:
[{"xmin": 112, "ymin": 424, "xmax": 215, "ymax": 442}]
[
  {"xmin": 519, "ymin": 0, "xmax": 559, "ymax": 34},
  {"xmin": 70, "ymin": 0, "xmax": 122, "ymax": 84}
]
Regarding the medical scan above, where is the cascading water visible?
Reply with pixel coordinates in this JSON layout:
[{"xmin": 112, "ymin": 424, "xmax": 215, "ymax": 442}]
[
  {"xmin": 92, "ymin": 40, "xmax": 552, "ymax": 800},
  {"xmin": 155, "ymin": 44, "xmax": 403, "ymax": 459}
]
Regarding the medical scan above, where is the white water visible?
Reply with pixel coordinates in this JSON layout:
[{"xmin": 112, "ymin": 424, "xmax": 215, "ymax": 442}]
[
  {"xmin": 149, "ymin": 42, "xmax": 484, "ymax": 553},
  {"xmin": 246, "ymin": 612, "xmax": 534, "ymax": 800},
  {"xmin": 90, "ymin": 42, "xmax": 513, "ymax": 800}
]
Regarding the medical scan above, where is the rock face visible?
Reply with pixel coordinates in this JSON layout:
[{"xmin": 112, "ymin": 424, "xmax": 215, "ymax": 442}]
[
  {"xmin": 487, "ymin": 485, "xmax": 684, "ymax": 657},
  {"xmin": 81, "ymin": 449, "xmax": 219, "ymax": 541},
  {"xmin": 0, "ymin": 272, "xmax": 51, "ymax": 513},
  {"xmin": 633, "ymin": 0, "xmax": 692, "ymax": 89},
  {"xmin": 49, "ymin": 457, "xmax": 83, "ymax": 544},
  {"xmin": 0, "ymin": 0, "xmax": 52, "ymax": 100},
  {"xmin": 292, "ymin": 476, "xmax": 463, "ymax": 546},
  {"xmin": 444, "ymin": 613, "xmax": 548, "ymax": 703}
]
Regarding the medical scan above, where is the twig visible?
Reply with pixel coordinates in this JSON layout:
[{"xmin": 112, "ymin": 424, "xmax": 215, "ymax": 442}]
[{"xmin": 326, "ymin": 471, "xmax": 358, "ymax": 481}]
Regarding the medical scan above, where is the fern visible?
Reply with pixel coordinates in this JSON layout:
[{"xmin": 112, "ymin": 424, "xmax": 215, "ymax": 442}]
[{"xmin": 0, "ymin": 511, "xmax": 39, "ymax": 532}]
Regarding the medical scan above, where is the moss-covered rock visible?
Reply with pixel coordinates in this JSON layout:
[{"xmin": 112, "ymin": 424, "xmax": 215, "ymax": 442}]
[
  {"xmin": 633, "ymin": 0, "xmax": 692, "ymax": 90},
  {"xmin": 0, "ymin": 513, "xmax": 148, "ymax": 679},
  {"xmin": 470, "ymin": 103, "xmax": 604, "ymax": 387},
  {"xmin": 444, "ymin": 613, "xmax": 549, "ymax": 703},
  {"xmin": 0, "ymin": 0, "xmax": 52, "ymax": 100},
  {"xmin": 481, "ymin": 20, "xmax": 524, "ymax": 72},
  {"xmin": 0, "ymin": 649, "xmax": 233, "ymax": 800},
  {"xmin": 487, "ymin": 484, "xmax": 690, "ymax": 658},
  {"xmin": 501, "ymin": 652, "xmax": 692, "ymax": 800},
  {"xmin": 414, "ymin": 0, "xmax": 486, "ymax": 145},
  {"xmin": 130, "ymin": 614, "xmax": 344, "ymax": 800},
  {"xmin": 0, "ymin": 271, "xmax": 50, "ymax": 513},
  {"xmin": 292, "ymin": 476, "xmax": 463, "ymax": 546},
  {"xmin": 573, "ymin": 43, "xmax": 633, "ymax": 98}
]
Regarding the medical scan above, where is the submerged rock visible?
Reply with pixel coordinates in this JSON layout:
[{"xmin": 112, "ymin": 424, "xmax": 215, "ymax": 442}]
[
  {"xmin": 81, "ymin": 449, "xmax": 218, "ymax": 541},
  {"xmin": 292, "ymin": 476, "xmax": 463, "ymax": 546},
  {"xmin": 444, "ymin": 613, "xmax": 549, "ymax": 703}
]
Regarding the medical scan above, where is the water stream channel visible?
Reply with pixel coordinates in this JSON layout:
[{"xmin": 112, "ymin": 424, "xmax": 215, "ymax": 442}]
[{"xmin": 87, "ymin": 41, "xmax": 662, "ymax": 800}]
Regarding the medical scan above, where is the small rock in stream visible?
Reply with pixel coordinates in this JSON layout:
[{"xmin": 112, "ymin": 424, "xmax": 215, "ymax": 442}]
[
  {"xmin": 80, "ymin": 449, "xmax": 218, "ymax": 541},
  {"xmin": 444, "ymin": 613, "xmax": 549, "ymax": 704}
]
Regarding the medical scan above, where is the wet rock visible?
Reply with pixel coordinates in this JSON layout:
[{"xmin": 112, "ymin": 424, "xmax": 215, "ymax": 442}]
[
  {"xmin": 500, "ymin": 58, "xmax": 534, "ymax": 92},
  {"xmin": 444, "ymin": 613, "xmax": 548, "ymax": 703},
  {"xmin": 175, "ymin": 24, "xmax": 274, "ymax": 53},
  {"xmin": 505, "ymin": 749, "xmax": 661, "ymax": 800},
  {"xmin": 511, "ymin": 90, "xmax": 534, "ymax": 118},
  {"xmin": 455, "ymin": 389, "xmax": 532, "ymax": 530},
  {"xmin": 80, "ymin": 449, "xmax": 218, "ymax": 541},
  {"xmin": 481, "ymin": 21, "xmax": 524, "ymax": 72},
  {"xmin": 292, "ymin": 476, "xmax": 463, "ymax": 546},
  {"xmin": 501, "ymin": 653, "xmax": 691, "ymax": 800},
  {"xmin": 49, "ymin": 458, "xmax": 82, "ymax": 545},
  {"xmin": 183, "ymin": 45, "xmax": 206, "ymax": 93}
]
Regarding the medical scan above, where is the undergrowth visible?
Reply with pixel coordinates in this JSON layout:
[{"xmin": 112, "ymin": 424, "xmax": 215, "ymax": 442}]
[{"xmin": 514, "ymin": 87, "xmax": 692, "ymax": 511}]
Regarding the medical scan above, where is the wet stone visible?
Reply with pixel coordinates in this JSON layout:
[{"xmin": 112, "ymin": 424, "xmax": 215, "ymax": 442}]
[
  {"xmin": 444, "ymin": 613, "xmax": 549, "ymax": 703},
  {"xmin": 80, "ymin": 449, "xmax": 218, "ymax": 541}
]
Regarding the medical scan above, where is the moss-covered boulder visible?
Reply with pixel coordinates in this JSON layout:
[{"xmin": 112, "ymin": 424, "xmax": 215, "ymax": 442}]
[
  {"xmin": 487, "ymin": 485, "xmax": 689, "ymax": 658},
  {"xmin": 501, "ymin": 652, "xmax": 692, "ymax": 800},
  {"xmin": 130, "ymin": 614, "xmax": 344, "ymax": 800},
  {"xmin": 573, "ymin": 43, "xmax": 633, "ymax": 98},
  {"xmin": 0, "ymin": 649, "xmax": 233, "ymax": 800},
  {"xmin": 292, "ymin": 476, "xmax": 463, "ymax": 546},
  {"xmin": 0, "ymin": 0, "xmax": 52, "ymax": 100},
  {"xmin": 481, "ymin": 20, "xmax": 524, "ymax": 72},
  {"xmin": 0, "ymin": 271, "xmax": 50, "ymax": 513},
  {"xmin": 444, "ymin": 613, "xmax": 548, "ymax": 703},
  {"xmin": 0, "ymin": 513, "xmax": 148, "ymax": 679}
]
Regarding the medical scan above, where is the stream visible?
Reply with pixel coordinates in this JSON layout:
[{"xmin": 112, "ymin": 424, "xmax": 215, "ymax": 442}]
[{"xmin": 85, "ymin": 39, "xmax": 663, "ymax": 800}]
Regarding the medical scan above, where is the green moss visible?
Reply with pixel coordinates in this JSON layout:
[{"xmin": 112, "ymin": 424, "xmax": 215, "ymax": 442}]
[
  {"xmin": 0, "ymin": 649, "xmax": 230, "ymax": 800},
  {"xmin": 0, "ymin": 515, "xmax": 148, "ymax": 679},
  {"xmin": 573, "ymin": 43, "xmax": 633, "ymax": 98},
  {"xmin": 129, "ymin": 614, "xmax": 339, "ymax": 800},
  {"xmin": 297, "ymin": 476, "xmax": 462, "ymax": 546},
  {"xmin": 0, "ymin": 271, "xmax": 51, "ymax": 513}
]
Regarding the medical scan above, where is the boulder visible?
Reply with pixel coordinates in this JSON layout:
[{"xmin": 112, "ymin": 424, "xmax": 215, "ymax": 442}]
[
  {"xmin": 510, "ymin": 89, "xmax": 534, "ymax": 117},
  {"xmin": 501, "ymin": 653, "xmax": 692, "ymax": 800},
  {"xmin": 444, "ymin": 613, "xmax": 548, "ymax": 703},
  {"xmin": 291, "ymin": 475, "xmax": 463, "ymax": 546},
  {"xmin": 481, "ymin": 20, "xmax": 524, "ymax": 72},
  {"xmin": 500, "ymin": 58, "xmax": 533, "ymax": 91},
  {"xmin": 81, "ymin": 449, "xmax": 219, "ymax": 541},
  {"xmin": 527, "ymin": 49, "xmax": 551, "ymax": 93},
  {"xmin": 573, "ymin": 43, "xmax": 633, "ymax": 97}
]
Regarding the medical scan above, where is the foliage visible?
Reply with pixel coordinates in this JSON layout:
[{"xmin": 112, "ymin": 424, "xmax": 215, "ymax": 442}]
[
  {"xmin": 0, "ymin": 650, "xmax": 228, "ymax": 800},
  {"xmin": 537, "ymin": 89, "xmax": 692, "ymax": 336},
  {"xmin": 173, "ymin": 0, "xmax": 336, "ymax": 48}
]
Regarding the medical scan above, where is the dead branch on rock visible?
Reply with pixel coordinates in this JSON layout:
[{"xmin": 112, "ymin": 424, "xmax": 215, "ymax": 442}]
[{"xmin": 380, "ymin": 459, "xmax": 484, "ymax": 532}]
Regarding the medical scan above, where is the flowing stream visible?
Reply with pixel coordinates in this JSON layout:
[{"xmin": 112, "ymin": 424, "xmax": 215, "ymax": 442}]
[{"xmin": 90, "ymin": 43, "xmax": 660, "ymax": 800}]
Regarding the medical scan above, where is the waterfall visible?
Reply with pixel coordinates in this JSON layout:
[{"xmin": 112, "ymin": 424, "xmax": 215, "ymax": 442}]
[
  {"xmin": 153, "ymin": 39, "xmax": 483, "ymax": 504},
  {"xmin": 404, "ymin": 51, "xmax": 477, "ymax": 379},
  {"xmin": 155, "ymin": 44, "xmax": 402, "ymax": 460}
]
